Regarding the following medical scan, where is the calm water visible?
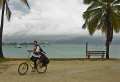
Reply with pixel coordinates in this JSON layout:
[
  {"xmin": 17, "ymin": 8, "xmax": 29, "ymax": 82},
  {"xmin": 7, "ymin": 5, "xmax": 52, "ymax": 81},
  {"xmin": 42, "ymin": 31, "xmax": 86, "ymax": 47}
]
[{"xmin": 2, "ymin": 44, "xmax": 120, "ymax": 58}]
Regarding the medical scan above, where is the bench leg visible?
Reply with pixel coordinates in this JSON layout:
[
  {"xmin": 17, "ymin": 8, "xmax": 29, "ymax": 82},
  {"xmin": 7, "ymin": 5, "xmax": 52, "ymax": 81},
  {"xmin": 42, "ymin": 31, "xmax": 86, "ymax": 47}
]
[
  {"xmin": 88, "ymin": 55, "xmax": 90, "ymax": 59},
  {"xmin": 101, "ymin": 55, "xmax": 104, "ymax": 59}
]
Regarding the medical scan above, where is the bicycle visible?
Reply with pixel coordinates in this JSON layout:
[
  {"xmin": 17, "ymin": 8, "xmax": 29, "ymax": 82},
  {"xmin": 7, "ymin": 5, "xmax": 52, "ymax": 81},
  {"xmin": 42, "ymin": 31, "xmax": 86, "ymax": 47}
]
[{"xmin": 18, "ymin": 52, "xmax": 47, "ymax": 75}]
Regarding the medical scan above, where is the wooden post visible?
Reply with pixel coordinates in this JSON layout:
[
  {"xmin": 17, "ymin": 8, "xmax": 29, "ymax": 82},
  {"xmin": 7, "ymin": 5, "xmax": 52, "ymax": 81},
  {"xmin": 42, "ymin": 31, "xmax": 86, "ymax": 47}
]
[
  {"xmin": 86, "ymin": 42, "xmax": 88, "ymax": 58},
  {"xmin": 88, "ymin": 52, "xmax": 90, "ymax": 59}
]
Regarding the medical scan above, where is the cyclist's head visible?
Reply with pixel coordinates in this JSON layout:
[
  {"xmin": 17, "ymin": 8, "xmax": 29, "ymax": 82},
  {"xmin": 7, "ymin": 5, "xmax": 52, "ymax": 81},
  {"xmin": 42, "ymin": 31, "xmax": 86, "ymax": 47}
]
[{"xmin": 34, "ymin": 40, "xmax": 37, "ymax": 46}]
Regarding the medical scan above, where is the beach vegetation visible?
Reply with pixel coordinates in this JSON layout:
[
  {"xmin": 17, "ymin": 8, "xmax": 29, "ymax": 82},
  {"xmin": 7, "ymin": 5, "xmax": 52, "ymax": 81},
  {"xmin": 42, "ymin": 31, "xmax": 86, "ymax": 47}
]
[
  {"xmin": 0, "ymin": 58, "xmax": 9, "ymax": 63},
  {"xmin": 0, "ymin": 0, "xmax": 30, "ymax": 58},
  {"xmin": 82, "ymin": 0, "xmax": 120, "ymax": 59}
]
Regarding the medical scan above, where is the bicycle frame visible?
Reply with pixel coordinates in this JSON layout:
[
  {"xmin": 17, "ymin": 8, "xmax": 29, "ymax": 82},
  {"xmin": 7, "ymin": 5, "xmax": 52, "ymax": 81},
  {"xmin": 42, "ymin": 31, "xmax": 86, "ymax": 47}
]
[
  {"xmin": 18, "ymin": 52, "xmax": 47, "ymax": 75},
  {"xmin": 24, "ymin": 52, "xmax": 34, "ymax": 69},
  {"xmin": 24, "ymin": 52, "xmax": 41, "ymax": 69}
]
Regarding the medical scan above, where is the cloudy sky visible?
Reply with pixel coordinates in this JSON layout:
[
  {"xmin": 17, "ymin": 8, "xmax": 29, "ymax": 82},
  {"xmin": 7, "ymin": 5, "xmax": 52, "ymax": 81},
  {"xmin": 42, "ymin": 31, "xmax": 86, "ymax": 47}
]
[{"xmin": 1, "ymin": 0, "xmax": 120, "ymax": 44}]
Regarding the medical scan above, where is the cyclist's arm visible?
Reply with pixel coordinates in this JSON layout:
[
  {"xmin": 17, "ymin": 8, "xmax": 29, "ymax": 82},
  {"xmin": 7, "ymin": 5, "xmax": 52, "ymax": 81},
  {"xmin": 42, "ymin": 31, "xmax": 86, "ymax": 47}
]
[
  {"xmin": 27, "ymin": 50, "xmax": 38, "ymax": 53},
  {"xmin": 27, "ymin": 46, "xmax": 40, "ymax": 52}
]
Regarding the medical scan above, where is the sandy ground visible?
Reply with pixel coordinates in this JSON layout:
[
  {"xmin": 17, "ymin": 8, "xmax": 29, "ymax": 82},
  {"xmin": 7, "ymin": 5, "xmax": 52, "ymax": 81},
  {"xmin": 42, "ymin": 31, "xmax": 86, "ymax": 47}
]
[{"xmin": 0, "ymin": 59, "xmax": 120, "ymax": 82}]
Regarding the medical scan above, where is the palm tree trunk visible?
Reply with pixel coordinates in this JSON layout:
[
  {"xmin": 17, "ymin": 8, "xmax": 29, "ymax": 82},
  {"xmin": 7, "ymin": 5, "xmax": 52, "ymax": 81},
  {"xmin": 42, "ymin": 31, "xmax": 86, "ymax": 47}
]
[
  {"xmin": 0, "ymin": 0, "xmax": 6, "ymax": 58},
  {"xmin": 106, "ymin": 4, "xmax": 111, "ymax": 59},
  {"xmin": 106, "ymin": 26, "xmax": 110, "ymax": 59}
]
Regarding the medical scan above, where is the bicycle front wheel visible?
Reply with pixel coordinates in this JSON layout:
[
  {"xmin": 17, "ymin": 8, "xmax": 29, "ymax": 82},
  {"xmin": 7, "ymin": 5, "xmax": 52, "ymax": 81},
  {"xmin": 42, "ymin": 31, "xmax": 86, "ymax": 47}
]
[
  {"xmin": 18, "ymin": 63, "xmax": 28, "ymax": 75},
  {"xmin": 37, "ymin": 63, "xmax": 47, "ymax": 73}
]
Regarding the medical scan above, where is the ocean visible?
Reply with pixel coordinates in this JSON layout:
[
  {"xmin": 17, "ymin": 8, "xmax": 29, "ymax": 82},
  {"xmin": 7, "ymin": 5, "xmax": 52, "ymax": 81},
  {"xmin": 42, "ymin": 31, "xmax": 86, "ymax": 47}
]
[{"xmin": 2, "ymin": 44, "xmax": 120, "ymax": 58}]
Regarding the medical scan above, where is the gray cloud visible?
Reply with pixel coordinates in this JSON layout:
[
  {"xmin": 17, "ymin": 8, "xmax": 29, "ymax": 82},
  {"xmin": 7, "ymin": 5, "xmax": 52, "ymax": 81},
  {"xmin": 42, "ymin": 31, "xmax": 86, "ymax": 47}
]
[
  {"xmin": 1, "ymin": 0, "xmax": 120, "ymax": 44},
  {"xmin": 9, "ymin": 0, "xmax": 30, "ymax": 14}
]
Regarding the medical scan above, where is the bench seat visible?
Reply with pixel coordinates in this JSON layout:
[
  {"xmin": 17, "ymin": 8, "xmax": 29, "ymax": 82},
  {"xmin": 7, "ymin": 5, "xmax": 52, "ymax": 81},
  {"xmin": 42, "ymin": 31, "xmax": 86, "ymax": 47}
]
[{"xmin": 87, "ymin": 51, "xmax": 105, "ymax": 59}]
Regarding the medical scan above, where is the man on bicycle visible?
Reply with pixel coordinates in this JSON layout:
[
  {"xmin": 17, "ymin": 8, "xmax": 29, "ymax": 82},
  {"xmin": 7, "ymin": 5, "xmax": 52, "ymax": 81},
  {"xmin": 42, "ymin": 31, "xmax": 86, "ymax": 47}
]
[{"xmin": 27, "ymin": 40, "xmax": 41, "ymax": 72}]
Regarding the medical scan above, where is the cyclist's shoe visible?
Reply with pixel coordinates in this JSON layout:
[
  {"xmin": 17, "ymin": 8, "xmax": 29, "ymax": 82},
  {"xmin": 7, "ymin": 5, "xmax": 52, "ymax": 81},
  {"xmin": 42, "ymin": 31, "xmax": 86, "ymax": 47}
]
[{"xmin": 31, "ymin": 69, "xmax": 36, "ymax": 72}]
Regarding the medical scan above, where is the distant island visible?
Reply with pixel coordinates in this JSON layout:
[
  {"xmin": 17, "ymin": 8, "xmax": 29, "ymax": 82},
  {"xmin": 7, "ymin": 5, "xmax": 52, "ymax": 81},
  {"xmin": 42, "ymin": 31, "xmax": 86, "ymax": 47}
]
[{"xmin": 2, "ymin": 42, "xmax": 50, "ymax": 46}]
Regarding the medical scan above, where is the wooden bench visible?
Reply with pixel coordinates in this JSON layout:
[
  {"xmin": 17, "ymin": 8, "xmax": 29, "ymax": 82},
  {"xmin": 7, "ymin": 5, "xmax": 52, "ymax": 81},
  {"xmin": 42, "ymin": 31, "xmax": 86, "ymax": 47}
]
[{"xmin": 87, "ymin": 51, "xmax": 105, "ymax": 59}]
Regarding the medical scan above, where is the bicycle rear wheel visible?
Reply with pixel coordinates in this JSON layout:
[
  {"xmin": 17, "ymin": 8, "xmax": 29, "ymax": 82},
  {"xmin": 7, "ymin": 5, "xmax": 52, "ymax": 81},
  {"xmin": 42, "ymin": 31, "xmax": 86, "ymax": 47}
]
[
  {"xmin": 36, "ymin": 63, "xmax": 47, "ymax": 73},
  {"xmin": 18, "ymin": 63, "xmax": 28, "ymax": 75}
]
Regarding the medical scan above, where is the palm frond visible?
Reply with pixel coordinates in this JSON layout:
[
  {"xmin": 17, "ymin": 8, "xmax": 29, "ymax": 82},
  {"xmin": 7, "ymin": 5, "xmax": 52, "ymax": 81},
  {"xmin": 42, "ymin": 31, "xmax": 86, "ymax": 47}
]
[
  {"xmin": 83, "ymin": 8, "xmax": 102, "ymax": 20},
  {"xmin": 102, "ymin": 0, "xmax": 115, "ymax": 3},
  {"xmin": 101, "ymin": 24, "xmax": 106, "ymax": 34},
  {"xmin": 97, "ymin": 12, "xmax": 107, "ymax": 30},
  {"xmin": 87, "ymin": 9, "xmax": 102, "ymax": 35},
  {"xmin": 97, "ymin": 22, "xmax": 103, "ymax": 30},
  {"xmin": 84, "ymin": 0, "xmax": 93, "ymax": 4},
  {"xmin": 84, "ymin": 0, "xmax": 99, "ymax": 4},
  {"xmin": 5, "ymin": 1, "xmax": 11, "ymax": 21},
  {"xmin": 82, "ymin": 0, "xmax": 120, "ymax": 39},
  {"xmin": 113, "ymin": 26, "xmax": 119, "ymax": 33},
  {"xmin": 117, "ymin": 11, "xmax": 120, "ymax": 17},
  {"xmin": 83, "ymin": 9, "xmax": 98, "ymax": 30},
  {"xmin": 0, "ymin": 0, "xmax": 3, "ymax": 8},
  {"xmin": 112, "ymin": 5, "xmax": 120, "ymax": 11},
  {"xmin": 109, "ymin": 26, "xmax": 113, "ymax": 43},
  {"xmin": 82, "ymin": 22, "xmax": 87, "ymax": 29},
  {"xmin": 113, "ymin": 0, "xmax": 120, "ymax": 5},
  {"xmin": 20, "ymin": 0, "xmax": 30, "ymax": 9},
  {"xmin": 109, "ymin": 9, "xmax": 120, "ymax": 32},
  {"xmin": 87, "ymin": 2, "xmax": 104, "ymax": 11}
]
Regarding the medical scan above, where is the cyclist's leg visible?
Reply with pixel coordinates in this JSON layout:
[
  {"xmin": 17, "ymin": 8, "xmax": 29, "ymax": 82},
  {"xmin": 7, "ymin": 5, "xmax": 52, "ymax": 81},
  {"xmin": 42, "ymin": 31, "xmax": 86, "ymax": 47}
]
[
  {"xmin": 30, "ymin": 56, "xmax": 34, "ymax": 62},
  {"xmin": 34, "ymin": 57, "xmax": 38, "ymax": 69},
  {"xmin": 31, "ymin": 56, "xmax": 38, "ymax": 72}
]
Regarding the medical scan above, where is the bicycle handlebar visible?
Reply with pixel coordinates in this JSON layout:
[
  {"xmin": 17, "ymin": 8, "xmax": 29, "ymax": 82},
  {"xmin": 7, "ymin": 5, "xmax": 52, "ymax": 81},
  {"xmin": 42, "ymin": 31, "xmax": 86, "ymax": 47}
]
[
  {"xmin": 27, "ymin": 51, "xmax": 46, "ymax": 58},
  {"xmin": 27, "ymin": 52, "xmax": 31, "ymax": 58}
]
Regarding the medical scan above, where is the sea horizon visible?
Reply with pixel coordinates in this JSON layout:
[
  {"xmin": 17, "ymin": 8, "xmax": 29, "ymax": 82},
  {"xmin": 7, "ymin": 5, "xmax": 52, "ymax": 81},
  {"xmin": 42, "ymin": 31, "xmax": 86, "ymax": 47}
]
[{"xmin": 2, "ymin": 43, "xmax": 120, "ymax": 59}]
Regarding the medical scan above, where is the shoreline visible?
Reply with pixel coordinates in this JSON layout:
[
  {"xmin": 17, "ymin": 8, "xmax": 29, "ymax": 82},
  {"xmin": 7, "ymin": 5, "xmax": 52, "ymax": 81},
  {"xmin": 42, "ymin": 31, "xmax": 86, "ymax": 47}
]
[{"xmin": 2, "ymin": 58, "xmax": 120, "ymax": 61}]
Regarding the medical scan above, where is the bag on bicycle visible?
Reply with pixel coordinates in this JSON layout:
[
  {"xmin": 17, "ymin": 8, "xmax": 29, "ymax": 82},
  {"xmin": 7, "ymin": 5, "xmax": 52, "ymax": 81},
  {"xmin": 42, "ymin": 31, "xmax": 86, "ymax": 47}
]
[{"xmin": 40, "ymin": 54, "xmax": 49, "ymax": 65}]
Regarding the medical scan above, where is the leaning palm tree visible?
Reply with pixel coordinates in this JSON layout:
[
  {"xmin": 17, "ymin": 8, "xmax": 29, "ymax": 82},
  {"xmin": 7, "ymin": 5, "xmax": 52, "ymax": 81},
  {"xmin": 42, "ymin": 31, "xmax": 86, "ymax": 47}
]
[
  {"xmin": 82, "ymin": 0, "xmax": 120, "ymax": 59},
  {"xmin": 0, "ymin": 0, "xmax": 30, "ymax": 58}
]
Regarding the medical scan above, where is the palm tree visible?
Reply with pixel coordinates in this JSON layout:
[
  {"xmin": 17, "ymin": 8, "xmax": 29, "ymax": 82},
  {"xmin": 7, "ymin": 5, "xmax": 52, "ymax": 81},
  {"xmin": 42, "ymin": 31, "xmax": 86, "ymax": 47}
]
[
  {"xmin": 82, "ymin": 0, "xmax": 120, "ymax": 59},
  {"xmin": 0, "ymin": 0, "xmax": 30, "ymax": 58}
]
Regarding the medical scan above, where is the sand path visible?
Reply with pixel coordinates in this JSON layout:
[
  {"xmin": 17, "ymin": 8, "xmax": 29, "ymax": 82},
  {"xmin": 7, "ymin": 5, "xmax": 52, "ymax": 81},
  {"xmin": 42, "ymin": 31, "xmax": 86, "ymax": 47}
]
[{"xmin": 0, "ymin": 60, "xmax": 120, "ymax": 82}]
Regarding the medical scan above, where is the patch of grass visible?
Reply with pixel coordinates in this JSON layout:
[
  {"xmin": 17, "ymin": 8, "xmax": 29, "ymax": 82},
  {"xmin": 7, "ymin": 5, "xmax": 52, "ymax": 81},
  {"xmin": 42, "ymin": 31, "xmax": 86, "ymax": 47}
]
[
  {"xmin": 49, "ymin": 58, "xmax": 86, "ymax": 61},
  {"xmin": 49, "ymin": 58, "xmax": 116, "ymax": 61},
  {"xmin": 0, "ymin": 58, "xmax": 27, "ymax": 63},
  {"xmin": 0, "ymin": 58, "xmax": 118, "ymax": 62},
  {"xmin": 0, "ymin": 58, "xmax": 9, "ymax": 63},
  {"xmin": 0, "ymin": 64, "xmax": 11, "ymax": 71},
  {"xmin": 0, "ymin": 58, "xmax": 12, "ymax": 71},
  {"xmin": 88, "ymin": 58, "xmax": 106, "ymax": 61}
]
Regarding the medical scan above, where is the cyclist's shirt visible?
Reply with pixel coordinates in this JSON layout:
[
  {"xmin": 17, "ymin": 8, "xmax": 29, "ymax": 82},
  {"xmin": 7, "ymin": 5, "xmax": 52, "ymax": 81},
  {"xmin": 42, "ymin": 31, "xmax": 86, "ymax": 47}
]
[{"xmin": 33, "ymin": 45, "xmax": 41, "ymax": 58}]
